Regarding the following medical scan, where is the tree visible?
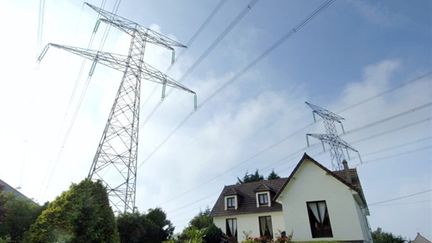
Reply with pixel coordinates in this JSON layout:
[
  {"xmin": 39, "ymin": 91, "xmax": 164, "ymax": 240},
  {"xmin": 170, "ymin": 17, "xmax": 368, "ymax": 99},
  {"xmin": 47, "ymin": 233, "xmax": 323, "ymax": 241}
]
[
  {"xmin": 24, "ymin": 179, "xmax": 119, "ymax": 243},
  {"xmin": 267, "ymin": 170, "xmax": 281, "ymax": 180},
  {"xmin": 0, "ymin": 190, "xmax": 44, "ymax": 242},
  {"xmin": 117, "ymin": 208, "xmax": 174, "ymax": 243},
  {"xmin": 237, "ymin": 170, "xmax": 264, "ymax": 184},
  {"xmin": 372, "ymin": 227, "xmax": 405, "ymax": 243},
  {"xmin": 179, "ymin": 209, "xmax": 224, "ymax": 243}
]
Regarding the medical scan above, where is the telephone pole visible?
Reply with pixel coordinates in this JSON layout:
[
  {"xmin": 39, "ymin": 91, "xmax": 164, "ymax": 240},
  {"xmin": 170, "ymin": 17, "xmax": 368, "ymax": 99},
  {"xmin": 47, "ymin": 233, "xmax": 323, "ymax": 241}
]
[
  {"xmin": 305, "ymin": 102, "xmax": 360, "ymax": 170},
  {"xmin": 38, "ymin": 3, "xmax": 196, "ymax": 213}
]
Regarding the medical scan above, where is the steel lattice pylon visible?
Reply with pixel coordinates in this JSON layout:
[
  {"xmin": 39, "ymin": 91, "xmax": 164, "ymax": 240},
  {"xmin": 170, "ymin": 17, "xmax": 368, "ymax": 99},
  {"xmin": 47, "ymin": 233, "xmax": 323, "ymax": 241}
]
[
  {"xmin": 38, "ymin": 3, "xmax": 196, "ymax": 213},
  {"xmin": 305, "ymin": 102, "xmax": 360, "ymax": 170}
]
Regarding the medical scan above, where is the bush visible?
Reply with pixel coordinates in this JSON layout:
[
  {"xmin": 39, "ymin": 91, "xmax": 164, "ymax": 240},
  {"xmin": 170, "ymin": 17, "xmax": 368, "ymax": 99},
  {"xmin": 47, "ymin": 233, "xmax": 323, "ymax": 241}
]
[
  {"xmin": 0, "ymin": 191, "xmax": 44, "ymax": 242},
  {"xmin": 23, "ymin": 179, "xmax": 119, "ymax": 243}
]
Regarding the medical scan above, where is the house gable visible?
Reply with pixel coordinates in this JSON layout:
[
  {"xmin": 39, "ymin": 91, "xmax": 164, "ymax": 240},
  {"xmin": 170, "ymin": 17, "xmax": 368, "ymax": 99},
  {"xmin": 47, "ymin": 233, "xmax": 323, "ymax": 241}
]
[{"xmin": 276, "ymin": 153, "xmax": 370, "ymax": 241}]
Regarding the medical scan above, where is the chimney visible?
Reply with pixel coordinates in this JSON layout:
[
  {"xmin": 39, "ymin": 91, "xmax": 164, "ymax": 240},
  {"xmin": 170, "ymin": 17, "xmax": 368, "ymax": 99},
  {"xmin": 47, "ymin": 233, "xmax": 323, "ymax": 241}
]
[{"xmin": 342, "ymin": 160, "xmax": 352, "ymax": 184}]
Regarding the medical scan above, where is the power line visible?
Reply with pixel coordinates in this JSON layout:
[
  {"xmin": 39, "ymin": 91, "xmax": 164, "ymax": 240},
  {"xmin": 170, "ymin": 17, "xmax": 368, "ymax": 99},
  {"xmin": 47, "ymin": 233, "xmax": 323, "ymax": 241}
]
[
  {"xmin": 354, "ymin": 136, "xmax": 432, "ymax": 158},
  {"xmin": 175, "ymin": 0, "xmax": 259, "ymax": 85},
  {"xmin": 166, "ymin": 143, "xmax": 432, "ymax": 216},
  {"xmin": 139, "ymin": 0, "xmax": 254, "ymax": 128},
  {"xmin": 344, "ymin": 101, "xmax": 432, "ymax": 136},
  {"xmin": 137, "ymin": 0, "xmax": 336, "ymax": 170},
  {"xmin": 350, "ymin": 117, "xmax": 431, "ymax": 145},
  {"xmin": 353, "ymin": 145, "xmax": 432, "ymax": 168},
  {"xmin": 41, "ymin": 0, "xmax": 123, "ymax": 200},
  {"xmin": 155, "ymin": 103, "xmax": 431, "ymax": 206},
  {"xmin": 198, "ymin": 0, "xmax": 336, "ymax": 108},
  {"xmin": 368, "ymin": 189, "xmax": 432, "ymax": 206},
  {"xmin": 162, "ymin": 114, "xmax": 431, "ymax": 211},
  {"xmin": 140, "ymin": 0, "xmax": 227, "ymax": 127},
  {"xmin": 337, "ymin": 72, "xmax": 432, "ymax": 114}
]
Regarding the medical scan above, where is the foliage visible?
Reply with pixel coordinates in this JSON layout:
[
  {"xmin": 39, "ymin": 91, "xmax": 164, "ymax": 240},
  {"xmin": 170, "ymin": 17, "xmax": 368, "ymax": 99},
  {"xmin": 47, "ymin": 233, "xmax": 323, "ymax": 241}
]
[
  {"xmin": 267, "ymin": 170, "xmax": 281, "ymax": 180},
  {"xmin": 237, "ymin": 170, "xmax": 281, "ymax": 184},
  {"xmin": 116, "ymin": 208, "xmax": 174, "ymax": 243},
  {"xmin": 0, "ymin": 190, "xmax": 45, "ymax": 242},
  {"xmin": 179, "ymin": 209, "xmax": 224, "ymax": 243},
  {"xmin": 182, "ymin": 227, "xmax": 205, "ymax": 243},
  {"xmin": 241, "ymin": 231, "xmax": 292, "ymax": 243},
  {"xmin": 23, "ymin": 179, "xmax": 119, "ymax": 243},
  {"xmin": 372, "ymin": 227, "xmax": 405, "ymax": 243},
  {"xmin": 237, "ymin": 170, "xmax": 264, "ymax": 184}
]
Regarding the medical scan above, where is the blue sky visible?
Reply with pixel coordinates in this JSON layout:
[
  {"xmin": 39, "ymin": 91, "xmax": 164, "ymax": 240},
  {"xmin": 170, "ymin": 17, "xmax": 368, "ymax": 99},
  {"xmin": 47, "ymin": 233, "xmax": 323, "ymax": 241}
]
[{"xmin": 0, "ymin": 0, "xmax": 431, "ymax": 240}]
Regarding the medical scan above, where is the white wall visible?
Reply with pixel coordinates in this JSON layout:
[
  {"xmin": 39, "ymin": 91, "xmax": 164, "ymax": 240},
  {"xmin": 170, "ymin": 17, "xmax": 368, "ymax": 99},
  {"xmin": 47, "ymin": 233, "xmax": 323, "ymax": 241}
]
[
  {"xmin": 213, "ymin": 211, "xmax": 285, "ymax": 241},
  {"xmin": 277, "ymin": 160, "xmax": 370, "ymax": 242}
]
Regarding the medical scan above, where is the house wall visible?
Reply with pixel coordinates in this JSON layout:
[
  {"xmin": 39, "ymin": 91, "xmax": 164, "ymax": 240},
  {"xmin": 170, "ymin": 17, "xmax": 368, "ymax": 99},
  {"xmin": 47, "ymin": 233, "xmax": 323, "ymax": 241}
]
[
  {"xmin": 213, "ymin": 211, "xmax": 285, "ymax": 241},
  {"xmin": 277, "ymin": 160, "xmax": 371, "ymax": 242}
]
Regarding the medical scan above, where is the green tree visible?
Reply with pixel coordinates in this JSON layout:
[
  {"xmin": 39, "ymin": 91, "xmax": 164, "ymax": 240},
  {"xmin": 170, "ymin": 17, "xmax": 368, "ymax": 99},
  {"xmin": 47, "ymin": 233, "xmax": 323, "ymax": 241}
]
[
  {"xmin": 117, "ymin": 208, "xmax": 174, "ymax": 243},
  {"xmin": 179, "ymin": 209, "xmax": 224, "ymax": 243},
  {"xmin": 267, "ymin": 170, "xmax": 281, "ymax": 180},
  {"xmin": 24, "ymin": 179, "xmax": 119, "ymax": 243},
  {"xmin": 372, "ymin": 227, "xmax": 405, "ymax": 243},
  {"xmin": 0, "ymin": 190, "xmax": 44, "ymax": 242},
  {"xmin": 237, "ymin": 170, "xmax": 264, "ymax": 184}
]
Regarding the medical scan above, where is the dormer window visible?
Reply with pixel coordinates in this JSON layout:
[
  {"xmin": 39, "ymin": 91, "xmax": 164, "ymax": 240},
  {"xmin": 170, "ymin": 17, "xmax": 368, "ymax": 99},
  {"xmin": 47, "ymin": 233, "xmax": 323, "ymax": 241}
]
[
  {"xmin": 256, "ymin": 191, "xmax": 271, "ymax": 207},
  {"xmin": 258, "ymin": 193, "xmax": 268, "ymax": 205},
  {"xmin": 225, "ymin": 195, "xmax": 237, "ymax": 210}
]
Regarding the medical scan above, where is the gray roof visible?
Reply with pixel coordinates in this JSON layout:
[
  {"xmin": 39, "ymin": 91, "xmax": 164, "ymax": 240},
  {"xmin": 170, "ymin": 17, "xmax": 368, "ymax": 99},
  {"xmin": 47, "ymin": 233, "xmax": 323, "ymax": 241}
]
[
  {"xmin": 210, "ymin": 178, "xmax": 287, "ymax": 217},
  {"xmin": 0, "ymin": 179, "xmax": 36, "ymax": 204}
]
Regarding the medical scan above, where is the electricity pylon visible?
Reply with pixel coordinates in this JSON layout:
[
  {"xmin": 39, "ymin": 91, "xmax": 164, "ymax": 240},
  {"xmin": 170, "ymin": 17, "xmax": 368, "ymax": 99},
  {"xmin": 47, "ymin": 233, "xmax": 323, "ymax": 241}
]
[
  {"xmin": 38, "ymin": 3, "xmax": 196, "ymax": 213},
  {"xmin": 305, "ymin": 102, "xmax": 360, "ymax": 170}
]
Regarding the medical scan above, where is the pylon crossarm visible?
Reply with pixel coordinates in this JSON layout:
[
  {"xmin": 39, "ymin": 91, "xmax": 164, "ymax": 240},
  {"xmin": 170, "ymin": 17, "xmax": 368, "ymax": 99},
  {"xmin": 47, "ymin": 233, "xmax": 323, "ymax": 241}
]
[
  {"xmin": 138, "ymin": 27, "xmax": 187, "ymax": 49},
  {"xmin": 85, "ymin": 2, "xmax": 137, "ymax": 30},
  {"xmin": 307, "ymin": 133, "xmax": 358, "ymax": 152},
  {"xmin": 140, "ymin": 63, "xmax": 195, "ymax": 94},
  {"xmin": 305, "ymin": 101, "xmax": 344, "ymax": 122},
  {"xmin": 86, "ymin": 2, "xmax": 186, "ymax": 50},
  {"xmin": 43, "ymin": 44, "xmax": 128, "ymax": 72},
  {"xmin": 99, "ymin": 18, "xmax": 137, "ymax": 36}
]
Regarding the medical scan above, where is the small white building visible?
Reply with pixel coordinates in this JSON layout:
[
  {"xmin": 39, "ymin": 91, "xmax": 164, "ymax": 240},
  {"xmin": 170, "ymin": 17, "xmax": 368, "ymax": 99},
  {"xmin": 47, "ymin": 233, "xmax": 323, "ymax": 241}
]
[{"xmin": 210, "ymin": 153, "xmax": 372, "ymax": 242}]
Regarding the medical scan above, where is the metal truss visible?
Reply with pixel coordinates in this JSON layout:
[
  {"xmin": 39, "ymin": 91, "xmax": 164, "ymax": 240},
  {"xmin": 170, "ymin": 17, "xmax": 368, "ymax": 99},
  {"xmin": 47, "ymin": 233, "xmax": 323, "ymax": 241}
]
[
  {"xmin": 38, "ymin": 2, "xmax": 195, "ymax": 213},
  {"xmin": 305, "ymin": 102, "xmax": 360, "ymax": 170}
]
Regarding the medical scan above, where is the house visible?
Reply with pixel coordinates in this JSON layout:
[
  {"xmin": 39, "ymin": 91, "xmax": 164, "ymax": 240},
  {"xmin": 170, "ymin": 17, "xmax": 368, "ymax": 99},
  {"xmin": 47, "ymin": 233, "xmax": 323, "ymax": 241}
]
[
  {"xmin": 210, "ymin": 153, "xmax": 372, "ymax": 242},
  {"xmin": 0, "ymin": 178, "xmax": 36, "ymax": 204},
  {"xmin": 412, "ymin": 233, "xmax": 432, "ymax": 243}
]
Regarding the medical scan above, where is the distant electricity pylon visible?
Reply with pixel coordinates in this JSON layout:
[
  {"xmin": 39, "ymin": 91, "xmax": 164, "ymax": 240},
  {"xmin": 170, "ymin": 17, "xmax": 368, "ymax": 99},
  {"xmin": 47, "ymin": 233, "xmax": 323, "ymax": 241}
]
[
  {"xmin": 305, "ymin": 102, "xmax": 361, "ymax": 170},
  {"xmin": 38, "ymin": 3, "xmax": 196, "ymax": 213}
]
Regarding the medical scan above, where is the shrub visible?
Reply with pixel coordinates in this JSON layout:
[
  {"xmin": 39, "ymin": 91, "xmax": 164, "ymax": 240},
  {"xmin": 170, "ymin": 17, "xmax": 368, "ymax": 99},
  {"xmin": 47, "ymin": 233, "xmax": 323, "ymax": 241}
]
[{"xmin": 23, "ymin": 179, "xmax": 119, "ymax": 243}]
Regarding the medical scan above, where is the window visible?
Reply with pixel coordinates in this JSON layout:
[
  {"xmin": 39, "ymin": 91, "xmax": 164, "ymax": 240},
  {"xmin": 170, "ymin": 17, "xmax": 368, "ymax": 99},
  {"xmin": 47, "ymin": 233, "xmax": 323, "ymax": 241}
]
[
  {"xmin": 226, "ymin": 218, "xmax": 237, "ymax": 241},
  {"xmin": 306, "ymin": 201, "xmax": 333, "ymax": 238},
  {"xmin": 226, "ymin": 196, "xmax": 236, "ymax": 209},
  {"xmin": 258, "ymin": 193, "xmax": 269, "ymax": 206},
  {"xmin": 259, "ymin": 216, "xmax": 273, "ymax": 239}
]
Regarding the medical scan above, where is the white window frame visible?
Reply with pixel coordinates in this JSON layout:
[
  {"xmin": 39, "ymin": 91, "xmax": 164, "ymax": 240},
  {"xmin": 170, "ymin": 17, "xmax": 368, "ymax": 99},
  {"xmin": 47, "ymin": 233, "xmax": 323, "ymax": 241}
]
[
  {"xmin": 224, "ymin": 195, "xmax": 237, "ymax": 210},
  {"xmin": 256, "ymin": 191, "xmax": 271, "ymax": 207}
]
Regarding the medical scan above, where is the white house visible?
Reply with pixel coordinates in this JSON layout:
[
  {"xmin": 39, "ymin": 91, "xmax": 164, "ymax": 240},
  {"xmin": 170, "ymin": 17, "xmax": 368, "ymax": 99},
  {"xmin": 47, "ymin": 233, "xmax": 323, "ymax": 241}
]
[{"xmin": 210, "ymin": 153, "xmax": 372, "ymax": 242}]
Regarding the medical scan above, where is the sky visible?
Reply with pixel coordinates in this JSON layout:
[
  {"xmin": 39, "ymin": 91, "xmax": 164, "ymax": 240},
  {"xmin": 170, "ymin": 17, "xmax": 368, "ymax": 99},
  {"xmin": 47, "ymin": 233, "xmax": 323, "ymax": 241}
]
[{"xmin": 0, "ymin": 0, "xmax": 431, "ymax": 240}]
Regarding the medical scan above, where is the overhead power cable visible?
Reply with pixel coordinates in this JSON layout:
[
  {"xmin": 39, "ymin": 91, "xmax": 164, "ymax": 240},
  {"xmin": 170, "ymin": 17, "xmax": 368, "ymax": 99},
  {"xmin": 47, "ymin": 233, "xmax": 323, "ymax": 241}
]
[
  {"xmin": 162, "ymin": 113, "xmax": 432, "ymax": 210},
  {"xmin": 337, "ymin": 72, "xmax": 431, "ymax": 114},
  {"xmin": 140, "ymin": 0, "xmax": 255, "ymax": 128},
  {"xmin": 153, "ymin": 102, "xmax": 432, "ymax": 205},
  {"xmin": 138, "ymin": 0, "xmax": 336, "ymax": 168},
  {"xmin": 41, "ymin": 0, "xmax": 122, "ymax": 200},
  {"xmin": 140, "ymin": 0, "xmax": 228, "ymax": 123},
  {"xmin": 198, "ymin": 0, "xmax": 336, "ymax": 108},
  {"xmin": 343, "ymin": 101, "xmax": 432, "ymax": 136},
  {"xmin": 368, "ymin": 189, "xmax": 432, "ymax": 206},
  {"xmin": 352, "ymin": 145, "xmax": 432, "ymax": 168},
  {"xmin": 37, "ymin": 0, "xmax": 46, "ymax": 49}
]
